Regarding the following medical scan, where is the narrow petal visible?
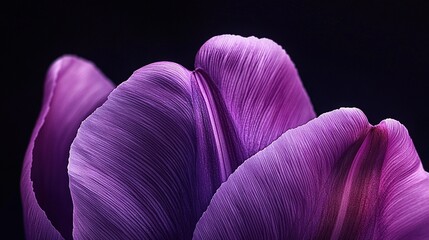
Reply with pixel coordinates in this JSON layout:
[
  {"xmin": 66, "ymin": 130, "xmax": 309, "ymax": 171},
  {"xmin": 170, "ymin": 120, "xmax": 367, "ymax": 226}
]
[
  {"xmin": 193, "ymin": 35, "xmax": 315, "ymax": 209},
  {"xmin": 193, "ymin": 108, "xmax": 429, "ymax": 239},
  {"xmin": 21, "ymin": 56, "xmax": 114, "ymax": 239},
  {"xmin": 68, "ymin": 62, "xmax": 198, "ymax": 239}
]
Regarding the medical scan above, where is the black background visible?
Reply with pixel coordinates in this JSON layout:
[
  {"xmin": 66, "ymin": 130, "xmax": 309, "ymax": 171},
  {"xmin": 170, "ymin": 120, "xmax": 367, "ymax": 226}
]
[{"xmin": 3, "ymin": 0, "xmax": 428, "ymax": 238}]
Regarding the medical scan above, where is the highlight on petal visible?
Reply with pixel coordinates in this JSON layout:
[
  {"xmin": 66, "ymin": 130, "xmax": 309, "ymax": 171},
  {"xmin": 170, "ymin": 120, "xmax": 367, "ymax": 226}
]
[
  {"xmin": 20, "ymin": 55, "xmax": 114, "ymax": 239},
  {"xmin": 193, "ymin": 35, "xmax": 315, "ymax": 210},
  {"xmin": 193, "ymin": 108, "xmax": 429, "ymax": 239},
  {"xmin": 68, "ymin": 62, "xmax": 198, "ymax": 239}
]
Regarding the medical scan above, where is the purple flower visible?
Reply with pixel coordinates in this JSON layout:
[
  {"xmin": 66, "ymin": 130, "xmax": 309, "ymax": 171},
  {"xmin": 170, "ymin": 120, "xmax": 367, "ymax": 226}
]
[{"xmin": 21, "ymin": 35, "xmax": 429, "ymax": 239}]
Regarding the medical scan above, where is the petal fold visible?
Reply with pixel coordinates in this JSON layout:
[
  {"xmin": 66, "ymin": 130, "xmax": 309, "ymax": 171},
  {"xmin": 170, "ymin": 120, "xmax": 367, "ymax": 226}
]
[
  {"xmin": 195, "ymin": 35, "xmax": 315, "ymax": 160},
  {"xmin": 21, "ymin": 55, "xmax": 114, "ymax": 239},
  {"xmin": 193, "ymin": 108, "xmax": 429, "ymax": 239},
  {"xmin": 193, "ymin": 35, "xmax": 316, "ymax": 209}
]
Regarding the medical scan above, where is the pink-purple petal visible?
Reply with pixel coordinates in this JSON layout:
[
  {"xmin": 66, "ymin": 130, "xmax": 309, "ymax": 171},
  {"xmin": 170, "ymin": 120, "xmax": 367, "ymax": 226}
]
[
  {"xmin": 377, "ymin": 119, "xmax": 429, "ymax": 239},
  {"xmin": 195, "ymin": 35, "xmax": 315, "ymax": 160},
  {"xmin": 193, "ymin": 108, "xmax": 429, "ymax": 239},
  {"xmin": 21, "ymin": 55, "xmax": 114, "ymax": 239},
  {"xmin": 192, "ymin": 35, "xmax": 315, "ymax": 210},
  {"xmin": 68, "ymin": 62, "xmax": 198, "ymax": 239}
]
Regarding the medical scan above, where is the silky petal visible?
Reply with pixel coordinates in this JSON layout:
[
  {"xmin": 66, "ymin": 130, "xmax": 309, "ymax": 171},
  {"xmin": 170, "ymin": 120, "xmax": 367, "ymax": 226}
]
[
  {"xmin": 195, "ymin": 35, "xmax": 315, "ymax": 161},
  {"xmin": 193, "ymin": 35, "xmax": 315, "ymax": 210},
  {"xmin": 68, "ymin": 62, "xmax": 198, "ymax": 239},
  {"xmin": 191, "ymin": 71, "xmax": 246, "ymax": 214},
  {"xmin": 21, "ymin": 56, "xmax": 114, "ymax": 239},
  {"xmin": 377, "ymin": 119, "xmax": 429, "ymax": 239},
  {"xmin": 193, "ymin": 108, "xmax": 429, "ymax": 239}
]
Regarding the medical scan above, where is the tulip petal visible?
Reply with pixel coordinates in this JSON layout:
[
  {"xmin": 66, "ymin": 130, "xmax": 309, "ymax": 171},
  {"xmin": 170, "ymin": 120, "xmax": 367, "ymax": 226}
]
[
  {"xmin": 21, "ymin": 56, "xmax": 114, "ymax": 239},
  {"xmin": 377, "ymin": 119, "xmax": 429, "ymax": 239},
  {"xmin": 195, "ymin": 35, "xmax": 315, "ymax": 161},
  {"xmin": 68, "ymin": 62, "xmax": 198, "ymax": 239},
  {"xmin": 193, "ymin": 35, "xmax": 315, "ymax": 210},
  {"xmin": 193, "ymin": 108, "xmax": 429, "ymax": 239}
]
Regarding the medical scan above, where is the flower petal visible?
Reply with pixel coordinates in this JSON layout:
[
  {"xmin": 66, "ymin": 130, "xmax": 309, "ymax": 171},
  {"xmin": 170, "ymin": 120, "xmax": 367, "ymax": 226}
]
[
  {"xmin": 377, "ymin": 119, "xmax": 429, "ymax": 239},
  {"xmin": 21, "ymin": 55, "xmax": 114, "ymax": 239},
  {"xmin": 195, "ymin": 34, "xmax": 315, "ymax": 160},
  {"xmin": 193, "ymin": 35, "xmax": 315, "ymax": 210},
  {"xmin": 193, "ymin": 108, "xmax": 429, "ymax": 239},
  {"xmin": 68, "ymin": 62, "xmax": 198, "ymax": 239}
]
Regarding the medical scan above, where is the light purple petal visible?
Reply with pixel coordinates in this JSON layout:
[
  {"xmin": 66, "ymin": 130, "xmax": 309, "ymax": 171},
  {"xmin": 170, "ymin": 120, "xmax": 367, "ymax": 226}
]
[
  {"xmin": 195, "ymin": 34, "xmax": 315, "ymax": 159},
  {"xmin": 193, "ymin": 35, "xmax": 316, "ymax": 208},
  {"xmin": 21, "ymin": 55, "xmax": 114, "ymax": 239},
  {"xmin": 193, "ymin": 108, "xmax": 429, "ymax": 239},
  {"xmin": 68, "ymin": 62, "xmax": 198, "ymax": 239},
  {"xmin": 377, "ymin": 119, "xmax": 429, "ymax": 239}
]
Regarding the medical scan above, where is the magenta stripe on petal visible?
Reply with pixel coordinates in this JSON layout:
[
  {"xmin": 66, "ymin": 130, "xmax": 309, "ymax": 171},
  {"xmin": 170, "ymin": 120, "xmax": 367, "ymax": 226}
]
[{"xmin": 329, "ymin": 125, "xmax": 388, "ymax": 239}]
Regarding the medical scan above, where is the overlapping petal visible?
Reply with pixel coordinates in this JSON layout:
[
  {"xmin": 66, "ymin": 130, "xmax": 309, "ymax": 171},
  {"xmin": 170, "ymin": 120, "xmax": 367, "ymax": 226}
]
[
  {"xmin": 195, "ymin": 35, "xmax": 315, "ymax": 158},
  {"xmin": 68, "ymin": 62, "xmax": 198, "ymax": 239},
  {"xmin": 67, "ymin": 35, "xmax": 315, "ymax": 239},
  {"xmin": 20, "ymin": 56, "xmax": 114, "ymax": 239},
  {"xmin": 193, "ymin": 35, "xmax": 315, "ymax": 209},
  {"xmin": 193, "ymin": 108, "xmax": 429, "ymax": 239},
  {"xmin": 25, "ymin": 35, "xmax": 427, "ymax": 240}
]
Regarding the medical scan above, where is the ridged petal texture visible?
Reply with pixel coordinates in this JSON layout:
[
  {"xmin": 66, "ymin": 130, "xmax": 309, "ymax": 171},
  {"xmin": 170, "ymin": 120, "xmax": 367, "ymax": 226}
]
[
  {"xmin": 193, "ymin": 108, "xmax": 429, "ymax": 239},
  {"xmin": 195, "ymin": 35, "xmax": 315, "ymax": 158},
  {"xmin": 193, "ymin": 35, "xmax": 315, "ymax": 211},
  {"xmin": 20, "ymin": 56, "xmax": 114, "ymax": 239},
  {"xmin": 69, "ymin": 62, "xmax": 197, "ymax": 239},
  {"xmin": 68, "ymin": 35, "xmax": 315, "ymax": 239}
]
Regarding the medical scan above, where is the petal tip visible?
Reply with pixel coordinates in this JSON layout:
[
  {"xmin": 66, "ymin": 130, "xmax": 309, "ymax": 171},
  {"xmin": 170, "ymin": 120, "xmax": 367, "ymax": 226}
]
[
  {"xmin": 49, "ymin": 54, "xmax": 94, "ymax": 72},
  {"xmin": 324, "ymin": 107, "xmax": 368, "ymax": 125},
  {"xmin": 377, "ymin": 118, "xmax": 414, "ymax": 144},
  {"xmin": 46, "ymin": 55, "xmax": 107, "ymax": 87}
]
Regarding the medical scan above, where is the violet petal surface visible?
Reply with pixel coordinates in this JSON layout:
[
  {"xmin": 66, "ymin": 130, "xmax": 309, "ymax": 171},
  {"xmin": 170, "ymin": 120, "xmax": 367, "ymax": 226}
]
[{"xmin": 21, "ymin": 55, "xmax": 114, "ymax": 239}]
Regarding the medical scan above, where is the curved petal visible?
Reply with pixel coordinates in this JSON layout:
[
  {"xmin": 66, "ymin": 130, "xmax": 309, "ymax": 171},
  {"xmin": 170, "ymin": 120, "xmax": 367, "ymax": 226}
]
[
  {"xmin": 377, "ymin": 119, "xmax": 429, "ymax": 239},
  {"xmin": 68, "ymin": 62, "xmax": 198, "ymax": 239},
  {"xmin": 193, "ymin": 35, "xmax": 316, "ymax": 209},
  {"xmin": 193, "ymin": 108, "xmax": 429, "ymax": 239},
  {"xmin": 195, "ymin": 34, "xmax": 315, "ymax": 160},
  {"xmin": 20, "ymin": 55, "xmax": 114, "ymax": 239}
]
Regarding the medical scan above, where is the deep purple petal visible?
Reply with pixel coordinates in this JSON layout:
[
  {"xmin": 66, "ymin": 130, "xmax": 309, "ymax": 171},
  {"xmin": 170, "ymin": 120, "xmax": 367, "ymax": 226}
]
[
  {"xmin": 21, "ymin": 55, "xmax": 114, "ymax": 239},
  {"xmin": 193, "ymin": 108, "xmax": 429, "ymax": 239},
  {"xmin": 68, "ymin": 62, "xmax": 199, "ymax": 239},
  {"xmin": 193, "ymin": 35, "xmax": 316, "ymax": 209}
]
